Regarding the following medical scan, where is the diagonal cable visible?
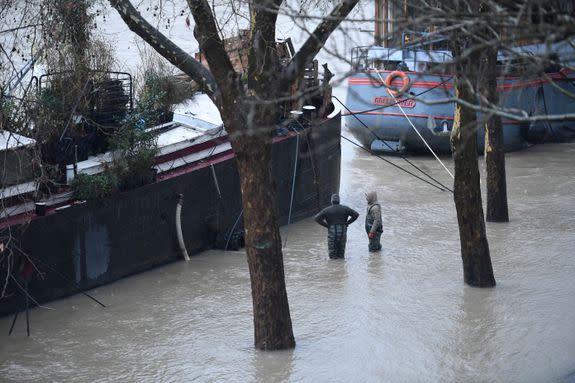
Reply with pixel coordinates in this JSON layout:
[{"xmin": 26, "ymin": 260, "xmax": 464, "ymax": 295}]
[{"xmin": 334, "ymin": 95, "xmax": 453, "ymax": 192}]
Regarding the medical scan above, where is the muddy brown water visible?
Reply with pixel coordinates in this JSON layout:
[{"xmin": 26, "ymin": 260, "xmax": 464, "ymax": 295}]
[{"xmin": 1, "ymin": 140, "xmax": 574, "ymax": 383}]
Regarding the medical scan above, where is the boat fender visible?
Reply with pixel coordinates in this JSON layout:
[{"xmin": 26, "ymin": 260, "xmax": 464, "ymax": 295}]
[
  {"xmin": 439, "ymin": 120, "xmax": 451, "ymax": 134},
  {"xmin": 385, "ymin": 71, "xmax": 411, "ymax": 97}
]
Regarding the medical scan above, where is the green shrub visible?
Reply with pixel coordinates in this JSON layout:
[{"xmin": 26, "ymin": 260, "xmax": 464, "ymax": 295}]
[
  {"xmin": 71, "ymin": 172, "xmax": 117, "ymax": 200},
  {"xmin": 136, "ymin": 53, "xmax": 195, "ymax": 120},
  {"xmin": 107, "ymin": 92, "xmax": 160, "ymax": 191}
]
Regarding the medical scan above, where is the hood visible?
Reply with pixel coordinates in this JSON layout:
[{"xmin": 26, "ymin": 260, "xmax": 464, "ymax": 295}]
[
  {"xmin": 331, "ymin": 193, "xmax": 340, "ymax": 205},
  {"xmin": 366, "ymin": 191, "xmax": 378, "ymax": 204}
]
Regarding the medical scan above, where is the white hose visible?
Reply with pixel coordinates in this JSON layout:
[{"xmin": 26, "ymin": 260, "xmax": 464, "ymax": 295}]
[{"xmin": 176, "ymin": 194, "xmax": 190, "ymax": 261}]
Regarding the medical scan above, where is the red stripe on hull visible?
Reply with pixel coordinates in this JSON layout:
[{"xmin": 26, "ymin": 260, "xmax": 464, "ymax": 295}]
[
  {"xmin": 343, "ymin": 111, "xmax": 523, "ymax": 125},
  {"xmin": 348, "ymin": 69, "xmax": 573, "ymax": 91},
  {"xmin": 344, "ymin": 111, "xmax": 454, "ymax": 120}
]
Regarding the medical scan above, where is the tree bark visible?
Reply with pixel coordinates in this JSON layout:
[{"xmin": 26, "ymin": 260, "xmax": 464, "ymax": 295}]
[
  {"xmin": 231, "ymin": 126, "xmax": 295, "ymax": 350},
  {"xmin": 482, "ymin": 40, "xmax": 509, "ymax": 223},
  {"xmin": 447, "ymin": 0, "xmax": 496, "ymax": 288},
  {"xmin": 451, "ymin": 74, "xmax": 496, "ymax": 288},
  {"xmin": 220, "ymin": 87, "xmax": 296, "ymax": 349}
]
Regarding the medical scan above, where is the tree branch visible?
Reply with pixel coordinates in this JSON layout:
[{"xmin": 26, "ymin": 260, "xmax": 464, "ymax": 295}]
[
  {"xmin": 187, "ymin": 0, "xmax": 237, "ymax": 100},
  {"xmin": 416, "ymin": 95, "xmax": 575, "ymax": 123},
  {"xmin": 108, "ymin": 0, "xmax": 221, "ymax": 105},
  {"xmin": 248, "ymin": 0, "xmax": 283, "ymax": 93},
  {"xmin": 0, "ymin": 23, "xmax": 42, "ymax": 35},
  {"xmin": 281, "ymin": 0, "xmax": 359, "ymax": 85}
]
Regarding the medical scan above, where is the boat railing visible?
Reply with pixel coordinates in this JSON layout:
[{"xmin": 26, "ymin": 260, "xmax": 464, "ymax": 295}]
[
  {"xmin": 351, "ymin": 46, "xmax": 371, "ymax": 70},
  {"xmin": 352, "ymin": 46, "xmax": 400, "ymax": 70},
  {"xmin": 5, "ymin": 47, "xmax": 45, "ymax": 97},
  {"xmin": 351, "ymin": 44, "xmax": 452, "ymax": 72},
  {"xmin": 38, "ymin": 70, "xmax": 133, "ymax": 126}
]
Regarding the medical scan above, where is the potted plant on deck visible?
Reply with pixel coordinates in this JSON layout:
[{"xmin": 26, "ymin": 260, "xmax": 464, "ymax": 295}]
[{"xmin": 139, "ymin": 61, "xmax": 195, "ymax": 124}]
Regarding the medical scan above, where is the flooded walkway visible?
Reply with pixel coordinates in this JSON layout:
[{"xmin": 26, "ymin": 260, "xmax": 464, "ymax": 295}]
[{"xmin": 1, "ymin": 141, "xmax": 574, "ymax": 382}]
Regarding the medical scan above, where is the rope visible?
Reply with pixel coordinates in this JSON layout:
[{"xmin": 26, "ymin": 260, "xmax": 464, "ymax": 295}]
[
  {"xmin": 333, "ymin": 95, "xmax": 453, "ymax": 192},
  {"xmin": 8, "ymin": 275, "xmax": 54, "ymax": 310},
  {"xmin": 374, "ymin": 71, "xmax": 454, "ymax": 179},
  {"xmin": 284, "ymin": 132, "xmax": 300, "ymax": 248},
  {"xmin": 335, "ymin": 73, "xmax": 451, "ymax": 157},
  {"xmin": 225, "ymin": 209, "xmax": 243, "ymax": 251},
  {"xmin": 301, "ymin": 126, "xmax": 320, "ymax": 211},
  {"xmin": 8, "ymin": 280, "xmax": 31, "ymax": 336},
  {"xmin": 25, "ymin": 255, "xmax": 106, "ymax": 308},
  {"xmin": 341, "ymin": 135, "xmax": 452, "ymax": 193},
  {"xmin": 290, "ymin": 118, "xmax": 318, "ymax": 185},
  {"xmin": 302, "ymin": 128, "xmax": 318, "ymax": 184},
  {"xmin": 539, "ymin": 84, "xmax": 558, "ymax": 141}
]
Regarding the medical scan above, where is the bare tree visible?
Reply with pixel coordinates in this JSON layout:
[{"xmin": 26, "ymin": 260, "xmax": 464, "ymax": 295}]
[
  {"xmin": 371, "ymin": 0, "xmax": 574, "ymax": 285},
  {"xmin": 108, "ymin": 0, "xmax": 359, "ymax": 350},
  {"xmin": 478, "ymin": 1, "xmax": 574, "ymax": 223},
  {"xmin": 440, "ymin": 0, "xmax": 574, "ymax": 282},
  {"xmin": 478, "ymin": 14, "xmax": 509, "ymax": 223},
  {"xmin": 450, "ymin": 25, "xmax": 496, "ymax": 287}
]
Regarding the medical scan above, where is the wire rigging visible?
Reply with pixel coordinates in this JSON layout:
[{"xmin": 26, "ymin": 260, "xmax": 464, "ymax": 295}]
[
  {"xmin": 333, "ymin": 95, "xmax": 453, "ymax": 193},
  {"xmin": 341, "ymin": 134, "xmax": 452, "ymax": 193},
  {"xmin": 373, "ymin": 71, "xmax": 454, "ymax": 179}
]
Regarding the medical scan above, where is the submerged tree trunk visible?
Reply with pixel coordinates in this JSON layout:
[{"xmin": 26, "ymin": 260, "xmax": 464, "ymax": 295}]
[
  {"xmin": 483, "ymin": 46, "xmax": 509, "ymax": 222},
  {"xmin": 231, "ymin": 123, "xmax": 296, "ymax": 350},
  {"xmin": 448, "ymin": 1, "xmax": 496, "ymax": 287},
  {"xmin": 451, "ymin": 75, "xmax": 496, "ymax": 287},
  {"xmin": 449, "ymin": 25, "xmax": 496, "ymax": 287}
]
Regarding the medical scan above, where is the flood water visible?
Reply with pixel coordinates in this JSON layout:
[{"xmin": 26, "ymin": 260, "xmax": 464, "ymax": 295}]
[{"xmin": 1, "ymin": 140, "xmax": 575, "ymax": 383}]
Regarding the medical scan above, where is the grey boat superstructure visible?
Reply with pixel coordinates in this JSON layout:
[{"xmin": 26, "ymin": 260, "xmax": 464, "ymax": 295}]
[{"xmin": 345, "ymin": 40, "xmax": 575, "ymax": 153}]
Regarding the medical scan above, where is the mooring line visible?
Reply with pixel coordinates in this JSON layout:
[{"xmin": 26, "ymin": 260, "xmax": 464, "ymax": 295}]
[
  {"xmin": 26, "ymin": 256, "xmax": 106, "ymax": 308},
  {"xmin": 374, "ymin": 72, "xmax": 454, "ymax": 179},
  {"xmin": 283, "ymin": 130, "xmax": 302, "ymax": 248},
  {"xmin": 225, "ymin": 209, "xmax": 244, "ymax": 251},
  {"xmin": 341, "ymin": 135, "xmax": 452, "ymax": 193},
  {"xmin": 333, "ymin": 96, "xmax": 453, "ymax": 193}
]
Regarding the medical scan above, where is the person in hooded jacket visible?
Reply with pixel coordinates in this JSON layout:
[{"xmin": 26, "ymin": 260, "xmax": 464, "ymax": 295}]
[
  {"xmin": 314, "ymin": 194, "xmax": 359, "ymax": 259},
  {"xmin": 365, "ymin": 191, "xmax": 383, "ymax": 252}
]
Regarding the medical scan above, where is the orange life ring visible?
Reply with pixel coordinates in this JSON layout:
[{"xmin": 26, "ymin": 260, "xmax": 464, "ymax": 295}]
[{"xmin": 384, "ymin": 71, "xmax": 411, "ymax": 97}]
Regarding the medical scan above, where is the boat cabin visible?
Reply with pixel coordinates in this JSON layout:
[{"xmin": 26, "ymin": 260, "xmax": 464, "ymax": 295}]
[
  {"xmin": 351, "ymin": 44, "xmax": 452, "ymax": 73},
  {"xmin": 351, "ymin": 39, "xmax": 574, "ymax": 76}
]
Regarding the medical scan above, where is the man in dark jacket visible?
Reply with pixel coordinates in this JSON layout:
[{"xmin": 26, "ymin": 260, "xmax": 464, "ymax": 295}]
[
  {"xmin": 314, "ymin": 194, "xmax": 359, "ymax": 259},
  {"xmin": 365, "ymin": 191, "xmax": 383, "ymax": 252}
]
